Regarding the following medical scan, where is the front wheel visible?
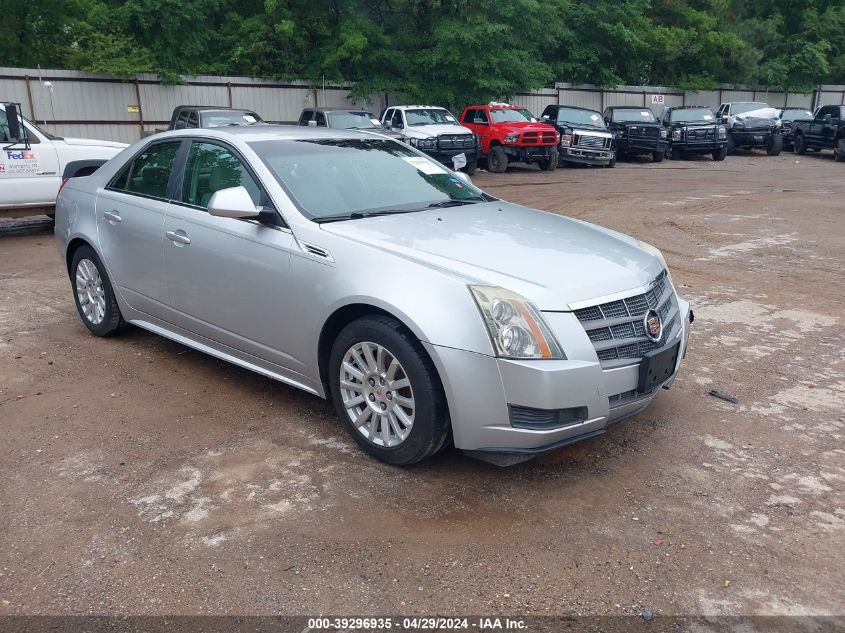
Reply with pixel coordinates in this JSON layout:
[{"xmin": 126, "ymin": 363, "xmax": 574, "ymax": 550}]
[
  {"xmin": 767, "ymin": 133, "xmax": 783, "ymax": 156},
  {"xmin": 605, "ymin": 152, "xmax": 617, "ymax": 168},
  {"xmin": 329, "ymin": 316, "xmax": 451, "ymax": 465},
  {"xmin": 726, "ymin": 134, "xmax": 736, "ymax": 155},
  {"xmin": 651, "ymin": 150, "xmax": 664, "ymax": 163},
  {"xmin": 538, "ymin": 149, "xmax": 558, "ymax": 171},
  {"xmin": 463, "ymin": 159, "xmax": 477, "ymax": 176},
  {"xmin": 487, "ymin": 145, "xmax": 509, "ymax": 173},
  {"xmin": 712, "ymin": 145, "xmax": 728, "ymax": 161},
  {"xmin": 70, "ymin": 245, "xmax": 125, "ymax": 336},
  {"xmin": 793, "ymin": 133, "xmax": 807, "ymax": 155}
]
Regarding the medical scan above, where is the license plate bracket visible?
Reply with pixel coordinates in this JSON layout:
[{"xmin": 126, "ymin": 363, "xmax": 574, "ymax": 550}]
[{"xmin": 638, "ymin": 343, "xmax": 680, "ymax": 392}]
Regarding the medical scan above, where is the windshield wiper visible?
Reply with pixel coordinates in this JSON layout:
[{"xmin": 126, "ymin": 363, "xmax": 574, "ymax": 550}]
[
  {"xmin": 426, "ymin": 199, "xmax": 485, "ymax": 208},
  {"xmin": 314, "ymin": 209, "xmax": 424, "ymax": 224}
]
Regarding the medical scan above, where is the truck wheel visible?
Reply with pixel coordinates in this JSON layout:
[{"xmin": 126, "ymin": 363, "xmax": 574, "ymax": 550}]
[
  {"xmin": 538, "ymin": 149, "xmax": 558, "ymax": 171},
  {"xmin": 670, "ymin": 147, "xmax": 683, "ymax": 160},
  {"xmin": 712, "ymin": 145, "xmax": 728, "ymax": 161},
  {"xmin": 726, "ymin": 134, "xmax": 736, "ymax": 155},
  {"xmin": 793, "ymin": 133, "xmax": 807, "ymax": 155},
  {"xmin": 487, "ymin": 146, "xmax": 508, "ymax": 173},
  {"xmin": 70, "ymin": 245, "xmax": 126, "ymax": 336},
  {"xmin": 329, "ymin": 315, "xmax": 451, "ymax": 465},
  {"xmin": 605, "ymin": 152, "xmax": 617, "ymax": 168},
  {"xmin": 767, "ymin": 133, "xmax": 783, "ymax": 156},
  {"xmin": 463, "ymin": 159, "xmax": 477, "ymax": 176},
  {"xmin": 835, "ymin": 138, "xmax": 845, "ymax": 162},
  {"xmin": 651, "ymin": 150, "xmax": 664, "ymax": 163}
]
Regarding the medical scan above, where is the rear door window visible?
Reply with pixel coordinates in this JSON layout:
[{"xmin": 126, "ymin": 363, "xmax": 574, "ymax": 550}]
[{"xmin": 109, "ymin": 141, "xmax": 181, "ymax": 200}]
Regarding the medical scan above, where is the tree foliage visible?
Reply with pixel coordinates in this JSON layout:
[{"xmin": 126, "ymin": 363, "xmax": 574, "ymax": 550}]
[{"xmin": 2, "ymin": 0, "xmax": 843, "ymax": 103}]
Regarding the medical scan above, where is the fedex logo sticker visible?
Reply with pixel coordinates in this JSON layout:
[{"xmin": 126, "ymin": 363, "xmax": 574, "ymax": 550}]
[{"xmin": 6, "ymin": 150, "xmax": 37, "ymax": 161}]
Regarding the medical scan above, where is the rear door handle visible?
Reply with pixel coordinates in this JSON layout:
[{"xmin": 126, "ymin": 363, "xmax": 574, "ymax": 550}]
[
  {"xmin": 103, "ymin": 211, "xmax": 122, "ymax": 224},
  {"xmin": 165, "ymin": 230, "xmax": 191, "ymax": 245}
]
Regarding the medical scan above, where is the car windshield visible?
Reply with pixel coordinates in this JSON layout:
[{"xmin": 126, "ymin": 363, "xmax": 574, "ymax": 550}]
[
  {"xmin": 730, "ymin": 103, "xmax": 769, "ymax": 115},
  {"xmin": 782, "ymin": 109, "xmax": 813, "ymax": 120},
  {"xmin": 670, "ymin": 108, "xmax": 715, "ymax": 123},
  {"xmin": 405, "ymin": 109, "xmax": 459, "ymax": 126},
  {"xmin": 201, "ymin": 111, "xmax": 262, "ymax": 127},
  {"xmin": 554, "ymin": 108, "xmax": 606, "ymax": 128},
  {"xmin": 490, "ymin": 108, "xmax": 536, "ymax": 123},
  {"xmin": 249, "ymin": 138, "xmax": 486, "ymax": 221},
  {"xmin": 612, "ymin": 109, "xmax": 656, "ymax": 123},
  {"xmin": 328, "ymin": 111, "xmax": 382, "ymax": 129}
]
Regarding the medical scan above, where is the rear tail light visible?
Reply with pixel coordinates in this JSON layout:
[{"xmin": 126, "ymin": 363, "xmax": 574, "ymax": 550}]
[{"xmin": 58, "ymin": 178, "xmax": 70, "ymax": 193}]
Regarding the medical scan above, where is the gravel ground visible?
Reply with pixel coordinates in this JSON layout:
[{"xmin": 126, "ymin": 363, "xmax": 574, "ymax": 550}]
[{"xmin": 0, "ymin": 150, "xmax": 843, "ymax": 618}]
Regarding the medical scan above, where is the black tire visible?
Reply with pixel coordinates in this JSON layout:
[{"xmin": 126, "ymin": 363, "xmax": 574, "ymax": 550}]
[
  {"xmin": 538, "ymin": 149, "xmax": 558, "ymax": 171},
  {"xmin": 669, "ymin": 146, "xmax": 683, "ymax": 160},
  {"xmin": 835, "ymin": 138, "xmax": 845, "ymax": 162},
  {"xmin": 651, "ymin": 150, "xmax": 664, "ymax": 163},
  {"xmin": 463, "ymin": 159, "xmax": 477, "ymax": 176},
  {"xmin": 69, "ymin": 244, "xmax": 125, "ymax": 336},
  {"xmin": 487, "ymin": 145, "xmax": 508, "ymax": 173},
  {"xmin": 712, "ymin": 145, "xmax": 728, "ymax": 161},
  {"xmin": 767, "ymin": 132, "xmax": 783, "ymax": 156},
  {"xmin": 606, "ymin": 151, "xmax": 617, "ymax": 168},
  {"xmin": 794, "ymin": 133, "xmax": 807, "ymax": 155},
  {"xmin": 328, "ymin": 315, "xmax": 450, "ymax": 465},
  {"xmin": 726, "ymin": 133, "xmax": 736, "ymax": 155}
]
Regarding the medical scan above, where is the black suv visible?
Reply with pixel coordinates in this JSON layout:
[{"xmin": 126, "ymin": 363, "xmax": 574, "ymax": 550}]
[
  {"xmin": 540, "ymin": 105, "xmax": 615, "ymax": 167},
  {"xmin": 167, "ymin": 106, "xmax": 263, "ymax": 130},
  {"xmin": 716, "ymin": 102, "xmax": 782, "ymax": 156},
  {"xmin": 660, "ymin": 106, "xmax": 728, "ymax": 161},
  {"xmin": 603, "ymin": 106, "xmax": 667, "ymax": 163}
]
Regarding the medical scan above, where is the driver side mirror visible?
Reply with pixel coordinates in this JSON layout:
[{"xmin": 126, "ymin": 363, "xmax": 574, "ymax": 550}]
[
  {"xmin": 473, "ymin": 118, "xmax": 487, "ymax": 125},
  {"xmin": 823, "ymin": 114, "xmax": 832, "ymax": 123},
  {"xmin": 174, "ymin": 120, "xmax": 187, "ymax": 130},
  {"xmin": 307, "ymin": 119, "xmax": 317, "ymax": 127},
  {"xmin": 207, "ymin": 186, "xmax": 261, "ymax": 219},
  {"xmin": 5, "ymin": 103, "xmax": 24, "ymax": 142}
]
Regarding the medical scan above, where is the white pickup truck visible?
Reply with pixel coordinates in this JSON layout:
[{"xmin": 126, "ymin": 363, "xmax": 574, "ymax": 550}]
[{"xmin": 1, "ymin": 102, "xmax": 127, "ymax": 220}]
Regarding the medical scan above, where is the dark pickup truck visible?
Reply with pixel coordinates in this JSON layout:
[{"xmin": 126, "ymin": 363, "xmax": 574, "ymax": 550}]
[
  {"xmin": 168, "ymin": 105, "xmax": 263, "ymax": 130},
  {"xmin": 660, "ymin": 106, "xmax": 728, "ymax": 161},
  {"xmin": 792, "ymin": 105, "xmax": 845, "ymax": 161},
  {"xmin": 603, "ymin": 106, "xmax": 667, "ymax": 163}
]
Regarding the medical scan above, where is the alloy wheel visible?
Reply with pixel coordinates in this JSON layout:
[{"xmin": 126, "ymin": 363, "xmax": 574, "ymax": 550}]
[
  {"xmin": 75, "ymin": 258, "xmax": 106, "ymax": 325},
  {"xmin": 339, "ymin": 341, "xmax": 415, "ymax": 448}
]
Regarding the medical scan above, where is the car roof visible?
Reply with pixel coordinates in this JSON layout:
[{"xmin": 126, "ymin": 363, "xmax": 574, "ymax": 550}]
[
  {"xmin": 388, "ymin": 105, "xmax": 448, "ymax": 110},
  {"xmin": 175, "ymin": 105, "xmax": 257, "ymax": 112},
  {"xmin": 547, "ymin": 105, "xmax": 599, "ymax": 112},
  {"xmin": 147, "ymin": 124, "xmax": 379, "ymax": 144},
  {"xmin": 304, "ymin": 107, "xmax": 375, "ymax": 112},
  {"xmin": 608, "ymin": 105, "xmax": 653, "ymax": 110},
  {"xmin": 668, "ymin": 105, "xmax": 710, "ymax": 110}
]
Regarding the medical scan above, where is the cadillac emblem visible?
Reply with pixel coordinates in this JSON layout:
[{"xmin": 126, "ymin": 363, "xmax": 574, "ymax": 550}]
[{"xmin": 644, "ymin": 309, "xmax": 663, "ymax": 343}]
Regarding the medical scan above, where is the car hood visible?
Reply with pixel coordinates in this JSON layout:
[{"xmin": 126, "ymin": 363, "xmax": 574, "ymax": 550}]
[
  {"xmin": 404, "ymin": 124, "xmax": 474, "ymax": 138},
  {"xmin": 58, "ymin": 137, "xmax": 129, "ymax": 149},
  {"xmin": 733, "ymin": 107, "xmax": 779, "ymax": 122},
  {"xmin": 320, "ymin": 202, "xmax": 663, "ymax": 310}
]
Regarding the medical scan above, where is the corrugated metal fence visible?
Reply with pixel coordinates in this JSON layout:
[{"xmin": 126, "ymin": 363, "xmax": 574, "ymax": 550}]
[{"xmin": 2, "ymin": 67, "xmax": 844, "ymax": 144}]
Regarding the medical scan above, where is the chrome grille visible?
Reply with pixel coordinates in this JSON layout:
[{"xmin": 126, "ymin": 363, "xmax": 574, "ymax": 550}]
[
  {"xmin": 574, "ymin": 273, "xmax": 679, "ymax": 368},
  {"xmin": 438, "ymin": 134, "xmax": 475, "ymax": 150},
  {"xmin": 575, "ymin": 134, "xmax": 611, "ymax": 149}
]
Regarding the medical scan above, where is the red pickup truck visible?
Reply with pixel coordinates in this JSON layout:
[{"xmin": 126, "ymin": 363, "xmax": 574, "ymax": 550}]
[{"xmin": 460, "ymin": 103, "xmax": 559, "ymax": 172}]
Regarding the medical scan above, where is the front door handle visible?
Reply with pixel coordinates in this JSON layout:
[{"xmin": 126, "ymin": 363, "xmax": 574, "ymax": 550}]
[
  {"xmin": 165, "ymin": 230, "xmax": 191, "ymax": 245},
  {"xmin": 103, "ymin": 211, "xmax": 122, "ymax": 224}
]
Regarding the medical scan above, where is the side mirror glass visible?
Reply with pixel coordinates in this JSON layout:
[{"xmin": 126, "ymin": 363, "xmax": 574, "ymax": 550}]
[
  {"xmin": 473, "ymin": 118, "xmax": 487, "ymax": 125},
  {"xmin": 307, "ymin": 119, "xmax": 318, "ymax": 127},
  {"xmin": 174, "ymin": 120, "xmax": 187, "ymax": 130},
  {"xmin": 207, "ymin": 186, "xmax": 261, "ymax": 219},
  {"xmin": 5, "ymin": 103, "xmax": 23, "ymax": 142}
]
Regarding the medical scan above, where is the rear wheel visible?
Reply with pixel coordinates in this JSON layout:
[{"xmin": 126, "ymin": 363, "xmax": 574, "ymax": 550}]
[
  {"xmin": 712, "ymin": 145, "xmax": 728, "ymax": 161},
  {"xmin": 766, "ymin": 132, "xmax": 783, "ymax": 156},
  {"xmin": 69, "ymin": 245, "xmax": 125, "ymax": 336},
  {"xmin": 538, "ymin": 149, "xmax": 558, "ymax": 171},
  {"xmin": 329, "ymin": 316, "xmax": 450, "ymax": 465},
  {"xmin": 794, "ymin": 133, "xmax": 807, "ymax": 155},
  {"xmin": 487, "ymin": 145, "xmax": 508, "ymax": 173},
  {"xmin": 835, "ymin": 138, "xmax": 845, "ymax": 162}
]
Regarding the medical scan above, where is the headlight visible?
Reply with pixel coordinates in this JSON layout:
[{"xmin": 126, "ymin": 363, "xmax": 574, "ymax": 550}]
[
  {"xmin": 469, "ymin": 286, "xmax": 565, "ymax": 360},
  {"xmin": 659, "ymin": 129, "xmax": 668, "ymax": 139},
  {"xmin": 635, "ymin": 240, "xmax": 672, "ymax": 285},
  {"xmin": 560, "ymin": 134, "xmax": 573, "ymax": 147},
  {"xmin": 614, "ymin": 130, "xmax": 624, "ymax": 139},
  {"xmin": 503, "ymin": 133, "xmax": 519, "ymax": 143},
  {"xmin": 717, "ymin": 126, "xmax": 727, "ymax": 137},
  {"xmin": 672, "ymin": 129, "xmax": 682, "ymax": 140}
]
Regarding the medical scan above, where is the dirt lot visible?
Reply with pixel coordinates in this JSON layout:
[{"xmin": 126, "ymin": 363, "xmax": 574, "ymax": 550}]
[{"xmin": 1, "ymin": 150, "xmax": 843, "ymax": 619}]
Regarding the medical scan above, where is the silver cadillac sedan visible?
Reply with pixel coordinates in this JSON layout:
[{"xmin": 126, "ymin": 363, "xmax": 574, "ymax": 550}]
[{"xmin": 55, "ymin": 126, "xmax": 692, "ymax": 466}]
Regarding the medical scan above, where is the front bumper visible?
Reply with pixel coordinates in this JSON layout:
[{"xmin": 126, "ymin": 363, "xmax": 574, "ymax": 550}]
[
  {"xmin": 670, "ymin": 139, "xmax": 727, "ymax": 153},
  {"xmin": 617, "ymin": 138, "xmax": 668, "ymax": 154},
  {"xmin": 559, "ymin": 145, "xmax": 613, "ymax": 166},
  {"xmin": 425, "ymin": 296, "xmax": 691, "ymax": 459},
  {"xmin": 730, "ymin": 129, "xmax": 775, "ymax": 147},
  {"xmin": 502, "ymin": 144, "xmax": 556, "ymax": 163}
]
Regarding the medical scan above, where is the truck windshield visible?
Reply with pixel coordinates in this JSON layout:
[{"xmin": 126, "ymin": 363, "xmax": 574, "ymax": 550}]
[
  {"xmin": 670, "ymin": 108, "xmax": 715, "ymax": 123},
  {"xmin": 250, "ymin": 138, "xmax": 486, "ymax": 221},
  {"xmin": 730, "ymin": 103, "xmax": 769, "ymax": 115},
  {"xmin": 329, "ymin": 111, "xmax": 382, "ymax": 129},
  {"xmin": 491, "ymin": 108, "xmax": 536, "ymax": 123},
  {"xmin": 201, "ymin": 111, "xmax": 262, "ymax": 127},
  {"xmin": 405, "ymin": 109, "xmax": 459, "ymax": 126},
  {"xmin": 612, "ymin": 109, "xmax": 656, "ymax": 123},
  {"xmin": 554, "ymin": 108, "xmax": 606, "ymax": 129}
]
